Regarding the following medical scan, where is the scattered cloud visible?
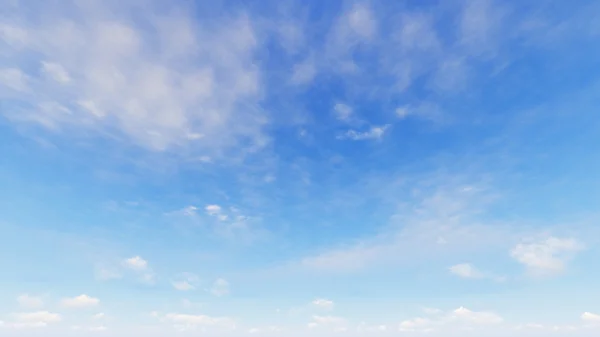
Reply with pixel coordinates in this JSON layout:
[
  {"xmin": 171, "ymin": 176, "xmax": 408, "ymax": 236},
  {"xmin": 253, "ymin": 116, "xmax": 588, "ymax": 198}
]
[
  {"xmin": 92, "ymin": 313, "xmax": 105, "ymax": 320},
  {"xmin": 298, "ymin": 178, "xmax": 507, "ymax": 273},
  {"xmin": 338, "ymin": 125, "xmax": 390, "ymax": 141},
  {"xmin": 399, "ymin": 306, "xmax": 503, "ymax": 333},
  {"xmin": 312, "ymin": 298, "xmax": 334, "ymax": 310},
  {"xmin": 290, "ymin": 56, "xmax": 317, "ymax": 85},
  {"xmin": 399, "ymin": 317, "xmax": 434, "ymax": 332},
  {"xmin": 333, "ymin": 103, "xmax": 353, "ymax": 122},
  {"xmin": 0, "ymin": 1, "xmax": 268, "ymax": 155},
  {"xmin": 205, "ymin": 205, "xmax": 222, "ymax": 216},
  {"xmin": 172, "ymin": 273, "xmax": 200, "ymax": 291},
  {"xmin": 0, "ymin": 67, "xmax": 28, "ymax": 91},
  {"xmin": 510, "ymin": 237, "xmax": 584, "ymax": 276},
  {"xmin": 581, "ymin": 312, "xmax": 600, "ymax": 323},
  {"xmin": 311, "ymin": 315, "xmax": 347, "ymax": 327},
  {"xmin": 122, "ymin": 256, "xmax": 155, "ymax": 283},
  {"xmin": 451, "ymin": 306, "xmax": 503, "ymax": 325},
  {"xmin": 122, "ymin": 256, "xmax": 148, "ymax": 271},
  {"xmin": 322, "ymin": 2, "xmax": 378, "ymax": 74},
  {"xmin": 422, "ymin": 307, "xmax": 443, "ymax": 315},
  {"xmin": 160, "ymin": 312, "xmax": 236, "ymax": 330},
  {"xmin": 60, "ymin": 295, "xmax": 100, "ymax": 308},
  {"xmin": 17, "ymin": 295, "xmax": 44, "ymax": 309},
  {"xmin": 94, "ymin": 266, "xmax": 122, "ymax": 281},
  {"xmin": 5, "ymin": 311, "xmax": 62, "ymax": 328},
  {"xmin": 41, "ymin": 61, "xmax": 71, "ymax": 84},
  {"xmin": 247, "ymin": 326, "xmax": 282, "ymax": 334},
  {"xmin": 210, "ymin": 278, "xmax": 230, "ymax": 297},
  {"xmin": 449, "ymin": 263, "xmax": 484, "ymax": 279}
]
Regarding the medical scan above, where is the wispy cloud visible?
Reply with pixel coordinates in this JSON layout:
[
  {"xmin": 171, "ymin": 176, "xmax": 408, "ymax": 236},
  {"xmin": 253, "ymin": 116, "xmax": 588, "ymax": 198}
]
[
  {"xmin": 0, "ymin": 1, "xmax": 267, "ymax": 156},
  {"xmin": 337, "ymin": 125, "xmax": 390, "ymax": 141}
]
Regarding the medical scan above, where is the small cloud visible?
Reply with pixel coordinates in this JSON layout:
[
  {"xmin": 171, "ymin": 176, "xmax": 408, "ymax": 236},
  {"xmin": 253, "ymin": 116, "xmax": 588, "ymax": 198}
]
[
  {"xmin": 181, "ymin": 206, "xmax": 198, "ymax": 216},
  {"xmin": 396, "ymin": 106, "xmax": 411, "ymax": 119},
  {"xmin": 312, "ymin": 298, "xmax": 334, "ymax": 310},
  {"xmin": 338, "ymin": 125, "xmax": 390, "ymax": 141},
  {"xmin": 0, "ymin": 67, "xmax": 28, "ymax": 91},
  {"xmin": 422, "ymin": 307, "xmax": 443, "ymax": 315},
  {"xmin": 92, "ymin": 313, "xmax": 105, "ymax": 320},
  {"xmin": 510, "ymin": 237, "xmax": 584, "ymax": 276},
  {"xmin": 399, "ymin": 317, "xmax": 433, "ymax": 332},
  {"xmin": 94, "ymin": 267, "xmax": 122, "ymax": 281},
  {"xmin": 41, "ymin": 61, "xmax": 71, "ymax": 84},
  {"xmin": 344, "ymin": 3, "xmax": 377, "ymax": 40},
  {"xmin": 60, "ymin": 295, "xmax": 100, "ymax": 308},
  {"xmin": 205, "ymin": 204, "xmax": 222, "ymax": 216},
  {"xmin": 9, "ymin": 311, "xmax": 62, "ymax": 328},
  {"xmin": 172, "ymin": 273, "xmax": 199, "ymax": 291},
  {"xmin": 161, "ymin": 312, "xmax": 235, "ymax": 329},
  {"xmin": 173, "ymin": 281, "xmax": 195, "ymax": 291},
  {"xmin": 451, "ymin": 306, "xmax": 503, "ymax": 324},
  {"xmin": 582, "ymin": 312, "xmax": 600, "ymax": 323},
  {"xmin": 449, "ymin": 263, "xmax": 484, "ymax": 279},
  {"xmin": 17, "ymin": 295, "xmax": 44, "ymax": 309},
  {"xmin": 210, "ymin": 278, "xmax": 230, "ymax": 297},
  {"xmin": 312, "ymin": 315, "xmax": 347, "ymax": 326},
  {"xmin": 290, "ymin": 56, "xmax": 317, "ymax": 85},
  {"xmin": 122, "ymin": 256, "xmax": 148, "ymax": 271},
  {"xmin": 333, "ymin": 103, "xmax": 353, "ymax": 122}
]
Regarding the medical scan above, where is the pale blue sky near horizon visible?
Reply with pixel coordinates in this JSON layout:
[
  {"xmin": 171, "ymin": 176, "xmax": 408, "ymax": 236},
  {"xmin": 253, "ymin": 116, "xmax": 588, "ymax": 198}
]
[{"xmin": 1, "ymin": 0, "xmax": 600, "ymax": 336}]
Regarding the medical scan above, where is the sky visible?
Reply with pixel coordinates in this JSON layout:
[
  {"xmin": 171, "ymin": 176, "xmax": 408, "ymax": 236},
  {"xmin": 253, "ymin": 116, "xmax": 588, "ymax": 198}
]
[{"xmin": 1, "ymin": 0, "xmax": 600, "ymax": 336}]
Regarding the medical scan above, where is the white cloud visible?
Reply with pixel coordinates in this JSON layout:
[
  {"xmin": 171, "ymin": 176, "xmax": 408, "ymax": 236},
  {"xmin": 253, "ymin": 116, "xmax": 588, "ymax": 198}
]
[
  {"xmin": 162, "ymin": 313, "xmax": 235, "ymax": 329},
  {"xmin": 210, "ymin": 278, "xmax": 230, "ymax": 296},
  {"xmin": 338, "ymin": 125, "xmax": 390, "ymax": 141},
  {"xmin": 399, "ymin": 307, "xmax": 502, "ymax": 333},
  {"xmin": 422, "ymin": 307, "xmax": 443, "ymax": 315},
  {"xmin": 17, "ymin": 295, "xmax": 44, "ymax": 309},
  {"xmin": 510, "ymin": 237, "xmax": 583, "ymax": 276},
  {"xmin": 205, "ymin": 204, "xmax": 222, "ymax": 216},
  {"xmin": 312, "ymin": 298, "xmax": 334, "ymax": 310},
  {"xmin": 582, "ymin": 312, "xmax": 600, "ymax": 323},
  {"xmin": 41, "ymin": 61, "xmax": 71, "ymax": 84},
  {"xmin": 333, "ymin": 103, "xmax": 353, "ymax": 122},
  {"xmin": 8, "ymin": 311, "xmax": 62, "ymax": 328},
  {"xmin": 395, "ymin": 106, "xmax": 411, "ymax": 119},
  {"xmin": 0, "ymin": 2, "xmax": 268, "ymax": 155},
  {"xmin": 344, "ymin": 4, "xmax": 377, "ymax": 40},
  {"xmin": 399, "ymin": 317, "xmax": 434, "ymax": 332},
  {"xmin": 458, "ymin": 0, "xmax": 504, "ymax": 56},
  {"xmin": 449, "ymin": 263, "xmax": 484, "ymax": 279},
  {"xmin": 326, "ymin": 3, "xmax": 377, "ymax": 73},
  {"xmin": 356, "ymin": 322, "xmax": 387, "ymax": 333},
  {"xmin": 180, "ymin": 205, "xmax": 198, "ymax": 216},
  {"xmin": 0, "ymin": 67, "xmax": 28, "ymax": 92},
  {"xmin": 94, "ymin": 267, "xmax": 122, "ymax": 281},
  {"xmin": 61, "ymin": 295, "xmax": 100, "ymax": 308},
  {"xmin": 290, "ymin": 56, "xmax": 317, "ymax": 85},
  {"xmin": 173, "ymin": 281, "xmax": 195, "ymax": 291},
  {"xmin": 247, "ymin": 326, "xmax": 282, "ymax": 334},
  {"xmin": 92, "ymin": 313, "xmax": 105, "ymax": 320},
  {"xmin": 312, "ymin": 315, "xmax": 347, "ymax": 326},
  {"xmin": 451, "ymin": 306, "xmax": 503, "ymax": 324},
  {"xmin": 122, "ymin": 256, "xmax": 148, "ymax": 271},
  {"xmin": 172, "ymin": 273, "xmax": 200, "ymax": 291}
]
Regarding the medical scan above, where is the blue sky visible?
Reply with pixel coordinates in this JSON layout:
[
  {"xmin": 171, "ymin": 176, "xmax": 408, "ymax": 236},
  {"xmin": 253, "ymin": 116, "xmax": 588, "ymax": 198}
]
[{"xmin": 1, "ymin": 0, "xmax": 600, "ymax": 336}]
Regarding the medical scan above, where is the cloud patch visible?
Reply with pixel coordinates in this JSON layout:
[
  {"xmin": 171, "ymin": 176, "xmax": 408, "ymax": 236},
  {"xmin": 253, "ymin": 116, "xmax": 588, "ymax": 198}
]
[{"xmin": 510, "ymin": 237, "xmax": 584, "ymax": 276}]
